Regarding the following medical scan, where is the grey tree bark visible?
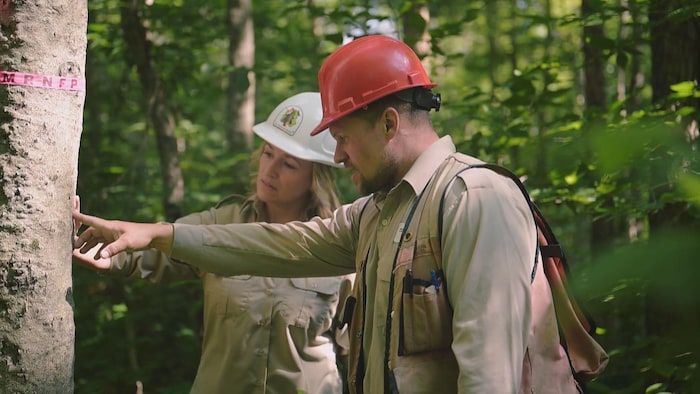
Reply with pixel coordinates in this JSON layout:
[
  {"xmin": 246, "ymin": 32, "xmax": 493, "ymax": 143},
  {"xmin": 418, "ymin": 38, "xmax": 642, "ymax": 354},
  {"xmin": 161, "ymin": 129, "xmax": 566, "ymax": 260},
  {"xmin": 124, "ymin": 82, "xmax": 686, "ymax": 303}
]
[
  {"xmin": 225, "ymin": 0, "xmax": 255, "ymax": 193},
  {"xmin": 226, "ymin": 0, "xmax": 255, "ymax": 152},
  {"xmin": 0, "ymin": 0, "xmax": 87, "ymax": 392}
]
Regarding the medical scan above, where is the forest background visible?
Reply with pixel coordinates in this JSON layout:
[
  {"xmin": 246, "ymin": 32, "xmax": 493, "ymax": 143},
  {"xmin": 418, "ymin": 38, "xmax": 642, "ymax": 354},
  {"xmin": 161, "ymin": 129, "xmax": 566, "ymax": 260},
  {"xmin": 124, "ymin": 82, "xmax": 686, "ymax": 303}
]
[{"xmin": 73, "ymin": 0, "xmax": 699, "ymax": 393}]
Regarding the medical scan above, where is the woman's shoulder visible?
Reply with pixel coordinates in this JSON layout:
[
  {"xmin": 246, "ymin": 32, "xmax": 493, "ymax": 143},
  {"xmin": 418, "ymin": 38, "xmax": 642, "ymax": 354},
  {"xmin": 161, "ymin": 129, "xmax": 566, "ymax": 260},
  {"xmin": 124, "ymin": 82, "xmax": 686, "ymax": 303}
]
[{"xmin": 215, "ymin": 194, "xmax": 248, "ymax": 209}]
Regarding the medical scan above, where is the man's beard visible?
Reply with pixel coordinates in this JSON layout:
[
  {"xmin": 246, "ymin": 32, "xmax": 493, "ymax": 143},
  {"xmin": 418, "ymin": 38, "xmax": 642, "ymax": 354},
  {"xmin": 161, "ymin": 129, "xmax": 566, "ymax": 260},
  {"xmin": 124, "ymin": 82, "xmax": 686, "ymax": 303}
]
[{"xmin": 358, "ymin": 154, "xmax": 399, "ymax": 195}]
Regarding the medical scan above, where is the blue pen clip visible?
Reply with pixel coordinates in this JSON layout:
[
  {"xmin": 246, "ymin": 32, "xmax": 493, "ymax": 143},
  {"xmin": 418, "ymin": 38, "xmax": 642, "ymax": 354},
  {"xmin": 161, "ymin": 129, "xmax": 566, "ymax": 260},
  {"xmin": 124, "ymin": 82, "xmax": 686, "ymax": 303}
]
[{"xmin": 430, "ymin": 269, "xmax": 441, "ymax": 293}]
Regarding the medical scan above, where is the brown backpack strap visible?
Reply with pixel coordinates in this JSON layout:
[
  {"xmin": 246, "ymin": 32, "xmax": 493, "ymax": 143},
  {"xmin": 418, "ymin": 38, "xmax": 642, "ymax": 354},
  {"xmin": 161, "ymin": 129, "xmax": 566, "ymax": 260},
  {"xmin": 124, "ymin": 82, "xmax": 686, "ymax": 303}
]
[{"xmin": 433, "ymin": 161, "xmax": 609, "ymax": 383}]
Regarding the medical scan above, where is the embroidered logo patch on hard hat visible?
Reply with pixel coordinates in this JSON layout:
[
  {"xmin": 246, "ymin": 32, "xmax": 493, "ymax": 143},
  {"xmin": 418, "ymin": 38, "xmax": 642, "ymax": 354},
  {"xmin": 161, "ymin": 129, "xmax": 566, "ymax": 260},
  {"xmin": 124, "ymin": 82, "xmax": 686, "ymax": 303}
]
[{"xmin": 274, "ymin": 106, "xmax": 302, "ymax": 136}]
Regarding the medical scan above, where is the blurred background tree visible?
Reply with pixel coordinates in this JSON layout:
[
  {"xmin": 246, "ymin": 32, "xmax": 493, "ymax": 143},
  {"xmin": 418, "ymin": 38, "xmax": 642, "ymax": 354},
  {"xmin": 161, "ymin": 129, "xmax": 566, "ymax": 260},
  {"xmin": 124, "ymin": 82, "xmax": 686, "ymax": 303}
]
[{"xmin": 75, "ymin": 0, "xmax": 699, "ymax": 393}]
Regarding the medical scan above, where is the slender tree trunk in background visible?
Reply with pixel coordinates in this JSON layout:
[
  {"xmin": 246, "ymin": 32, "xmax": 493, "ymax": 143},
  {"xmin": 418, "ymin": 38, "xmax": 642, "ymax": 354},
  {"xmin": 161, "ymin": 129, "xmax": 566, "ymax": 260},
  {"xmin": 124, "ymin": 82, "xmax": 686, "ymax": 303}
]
[
  {"xmin": 646, "ymin": 3, "xmax": 700, "ymax": 391},
  {"xmin": 648, "ymin": 0, "xmax": 699, "ymax": 232},
  {"xmin": 225, "ymin": 0, "xmax": 254, "ymax": 193},
  {"xmin": 485, "ymin": 0, "xmax": 499, "ymax": 96},
  {"xmin": 625, "ymin": 0, "xmax": 645, "ymax": 113},
  {"xmin": 120, "ymin": 0, "xmax": 184, "ymax": 221},
  {"xmin": 582, "ymin": 0, "xmax": 607, "ymax": 113},
  {"xmin": 582, "ymin": 0, "xmax": 626, "ymax": 256},
  {"xmin": 0, "ymin": 1, "xmax": 87, "ymax": 392},
  {"xmin": 616, "ymin": 0, "xmax": 628, "ymax": 104},
  {"xmin": 534, "ymin": 0, "xmax": 553, "ymax": 185},
  {"xmin": 617, "ymin": 0, "xmax": 646, "ymax": 242},
  {"xmin": 226, "ymin": 0, "xmax": 254, "ymax": 152},
  {"xmin": 401, "ymin": 2, "xmax": 431, "ymax": 75}
]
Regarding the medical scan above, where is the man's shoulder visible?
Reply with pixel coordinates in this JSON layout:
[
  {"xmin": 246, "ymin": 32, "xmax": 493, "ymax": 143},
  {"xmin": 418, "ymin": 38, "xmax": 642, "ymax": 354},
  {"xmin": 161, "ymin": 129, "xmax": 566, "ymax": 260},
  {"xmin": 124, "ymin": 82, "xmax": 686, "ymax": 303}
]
[
  {"xmin": 439, "ymin": 153, "xmax": 517, "ymax": 193},
  {"xmin": 448, "ymin": 151, "xmax": 484, "ymax": 167}
]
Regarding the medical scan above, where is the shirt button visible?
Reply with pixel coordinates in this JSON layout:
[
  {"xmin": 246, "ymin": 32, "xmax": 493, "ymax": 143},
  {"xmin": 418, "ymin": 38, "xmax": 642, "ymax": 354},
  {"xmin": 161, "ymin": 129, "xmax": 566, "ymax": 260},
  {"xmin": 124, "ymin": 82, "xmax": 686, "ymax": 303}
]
[{"xmin": 381, "ymin": 219, "xmax": 388, "ymax": 226}]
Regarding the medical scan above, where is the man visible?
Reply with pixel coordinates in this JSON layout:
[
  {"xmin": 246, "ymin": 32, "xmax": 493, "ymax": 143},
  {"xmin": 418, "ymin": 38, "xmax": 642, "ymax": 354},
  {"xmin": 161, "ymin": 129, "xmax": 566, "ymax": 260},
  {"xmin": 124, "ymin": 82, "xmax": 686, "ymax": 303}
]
[{"xmin": 75, "ymin": 35, "xmax": 576, "ymax": 393}]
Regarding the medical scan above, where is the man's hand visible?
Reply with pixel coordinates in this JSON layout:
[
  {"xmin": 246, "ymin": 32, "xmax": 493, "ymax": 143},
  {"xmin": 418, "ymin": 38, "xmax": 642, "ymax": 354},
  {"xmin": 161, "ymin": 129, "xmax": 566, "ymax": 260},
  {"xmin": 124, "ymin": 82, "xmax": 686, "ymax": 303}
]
[
  {"xmin": 73, "ymin": 242, "xmax": 112, "ymax": 272},
  {"xmin": 72, "ymin": 195, "xmax": 111, "ymax": 271},
  {"xmin": 73, "ymin": 211, "xmax": 174, "ymax": 259}
]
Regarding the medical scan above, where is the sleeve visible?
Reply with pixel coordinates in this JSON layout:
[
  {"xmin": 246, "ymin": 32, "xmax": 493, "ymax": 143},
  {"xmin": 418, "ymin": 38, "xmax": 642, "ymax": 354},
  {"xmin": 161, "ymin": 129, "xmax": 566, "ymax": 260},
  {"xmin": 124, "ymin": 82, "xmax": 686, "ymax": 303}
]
[
  {"xmin": 106, "ymin": 203, "xmax": 241, "ymax": 282},
  {"xmin": 170, "ymin": 201, "xmax": 364, "ymax": 278},
  {"xmin": 440, "ymin": 168, "xmax": 537, "ymax": 393}
]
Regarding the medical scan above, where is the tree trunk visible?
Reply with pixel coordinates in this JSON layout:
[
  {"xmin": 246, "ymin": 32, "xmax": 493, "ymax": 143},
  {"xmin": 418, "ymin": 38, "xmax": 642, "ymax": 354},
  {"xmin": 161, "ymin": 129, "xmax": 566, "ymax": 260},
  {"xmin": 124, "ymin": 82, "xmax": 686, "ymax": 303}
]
[
  {"xmin": 484, "ymin": 0, "xmax": 499, "ymax": 96},
  {"xmin": 401, "ymin": 2, "xmax": 431, "ymax": 76},
  {"xmin": 534, "ymin": 0, "xmax": 553, "ymax": 185},
  {"xmin": 646, "ymin": 2, "xmax": 699, "ymax": 391},
  {"xmin": 582, "ymin": 0, "xmax": 607, "ymax": 113},
  {"xmin": 226, "ymin": 0, "xmax": 255, "ymax": 152},
  {"xmin": 648, "ymin": 0, "xmax": 699, "ymax": 231},
  {"xmin": 624, "ymin": 0, "xmax": 645, "ymax": 114},
  {"xmin": 582, "ymin": 0, "xmax": 626, "ymax": 255},
  {"xmin": 0, "ymin": 1, "xmax": 87, "ymax": 392},
  {"xmin": 224, "ymin": 0, "xmax": 254, "ymax": 193},
  {"xmin": 120, "ymin": 0, "xmax": 184, "ymax": 221}
]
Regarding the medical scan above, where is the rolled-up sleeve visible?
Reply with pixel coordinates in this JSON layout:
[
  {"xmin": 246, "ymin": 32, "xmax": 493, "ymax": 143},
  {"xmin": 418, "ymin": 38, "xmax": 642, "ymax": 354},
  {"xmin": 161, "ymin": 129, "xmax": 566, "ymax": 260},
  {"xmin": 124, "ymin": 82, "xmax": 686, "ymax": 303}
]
[{"xmin": 441, "ymin": 168, "xmax": 537, "ymax": 393}]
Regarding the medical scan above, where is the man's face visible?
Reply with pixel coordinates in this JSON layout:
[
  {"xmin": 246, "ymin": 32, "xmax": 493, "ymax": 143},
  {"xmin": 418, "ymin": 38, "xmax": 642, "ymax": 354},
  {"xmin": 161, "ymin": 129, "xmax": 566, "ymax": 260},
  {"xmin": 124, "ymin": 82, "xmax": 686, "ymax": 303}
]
[{"xmin": 330, "ymin": 113, "xmax": 399, "ymax": 195}]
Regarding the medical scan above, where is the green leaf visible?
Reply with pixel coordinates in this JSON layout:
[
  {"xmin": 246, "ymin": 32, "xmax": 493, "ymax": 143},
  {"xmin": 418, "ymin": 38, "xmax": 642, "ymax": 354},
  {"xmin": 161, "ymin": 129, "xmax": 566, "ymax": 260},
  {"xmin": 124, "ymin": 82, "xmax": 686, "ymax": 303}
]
[{"xmin": 669, "ymin": 81, "xmax": 697, "ymax": 98}]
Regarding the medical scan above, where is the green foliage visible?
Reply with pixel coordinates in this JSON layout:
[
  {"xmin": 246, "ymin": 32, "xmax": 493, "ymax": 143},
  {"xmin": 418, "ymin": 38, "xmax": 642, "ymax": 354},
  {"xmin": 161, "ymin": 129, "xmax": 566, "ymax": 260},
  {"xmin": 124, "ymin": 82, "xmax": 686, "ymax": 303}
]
[{"xmin": 76, "ymin": 0, "xmax": 699, "ymax": 392}]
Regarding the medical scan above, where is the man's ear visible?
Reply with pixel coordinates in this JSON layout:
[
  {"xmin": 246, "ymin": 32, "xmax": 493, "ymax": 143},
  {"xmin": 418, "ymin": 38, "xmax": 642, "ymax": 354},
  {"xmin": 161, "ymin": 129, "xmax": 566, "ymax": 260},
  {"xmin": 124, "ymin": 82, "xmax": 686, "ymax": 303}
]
[{"xmin": 383, "ymin": 107, "xmax": 399, "ymax": 137}]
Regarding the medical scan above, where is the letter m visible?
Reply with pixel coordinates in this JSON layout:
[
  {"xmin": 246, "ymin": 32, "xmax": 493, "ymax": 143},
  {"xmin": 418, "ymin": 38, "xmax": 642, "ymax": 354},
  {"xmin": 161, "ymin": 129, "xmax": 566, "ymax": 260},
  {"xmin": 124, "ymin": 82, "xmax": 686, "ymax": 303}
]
[{"xmin": 1, "ymin": 72, "xmax": 16, "ymax": 83}]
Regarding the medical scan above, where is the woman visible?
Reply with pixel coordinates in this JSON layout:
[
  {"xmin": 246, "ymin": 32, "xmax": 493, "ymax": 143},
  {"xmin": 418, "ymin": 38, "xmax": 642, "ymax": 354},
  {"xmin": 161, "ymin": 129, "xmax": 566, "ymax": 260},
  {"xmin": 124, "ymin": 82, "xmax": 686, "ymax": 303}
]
[{"xmin": 73, "ymin": 92, "xmax": 351, "ymax": 394}]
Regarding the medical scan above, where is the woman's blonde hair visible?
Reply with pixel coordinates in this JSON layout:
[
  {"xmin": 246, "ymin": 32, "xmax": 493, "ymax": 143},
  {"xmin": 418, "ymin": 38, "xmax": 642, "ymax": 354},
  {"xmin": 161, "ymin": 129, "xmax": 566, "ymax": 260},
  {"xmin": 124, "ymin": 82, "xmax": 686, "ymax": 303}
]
[{"xmin": 249, "ymin": 142, "xmax": 341, "ymax": 219}]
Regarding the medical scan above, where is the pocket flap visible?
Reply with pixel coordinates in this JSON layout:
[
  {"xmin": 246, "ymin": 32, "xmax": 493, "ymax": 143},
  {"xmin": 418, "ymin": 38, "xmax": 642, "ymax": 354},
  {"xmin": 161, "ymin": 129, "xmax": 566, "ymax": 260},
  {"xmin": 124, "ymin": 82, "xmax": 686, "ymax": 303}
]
[{"xmin": 290, "ymin": 277, "xmax": 342, "ymax": 295}]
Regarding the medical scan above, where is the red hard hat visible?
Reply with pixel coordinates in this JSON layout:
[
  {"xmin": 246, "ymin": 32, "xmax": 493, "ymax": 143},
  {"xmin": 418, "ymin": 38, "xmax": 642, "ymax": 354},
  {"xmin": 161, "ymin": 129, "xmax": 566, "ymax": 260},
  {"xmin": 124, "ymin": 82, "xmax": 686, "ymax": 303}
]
[{"xmin": 310, "ymin": 35, "xmax": 437, "ymax": 136}]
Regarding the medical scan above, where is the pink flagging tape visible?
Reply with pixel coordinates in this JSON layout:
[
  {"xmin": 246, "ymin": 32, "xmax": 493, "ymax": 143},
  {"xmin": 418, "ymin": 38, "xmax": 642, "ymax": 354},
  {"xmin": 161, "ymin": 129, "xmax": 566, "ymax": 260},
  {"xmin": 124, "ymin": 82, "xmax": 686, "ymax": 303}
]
[{"xmin": 0, "ymin": 71, "xmax": 85, "ymax": 92}]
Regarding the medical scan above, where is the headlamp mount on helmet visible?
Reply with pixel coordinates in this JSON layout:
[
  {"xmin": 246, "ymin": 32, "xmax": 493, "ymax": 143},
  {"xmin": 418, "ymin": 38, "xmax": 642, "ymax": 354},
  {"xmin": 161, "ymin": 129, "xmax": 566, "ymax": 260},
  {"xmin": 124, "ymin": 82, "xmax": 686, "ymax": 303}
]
[{"xmin": 395, "ymin": 87, "xmax": 441, "ymax": 112}]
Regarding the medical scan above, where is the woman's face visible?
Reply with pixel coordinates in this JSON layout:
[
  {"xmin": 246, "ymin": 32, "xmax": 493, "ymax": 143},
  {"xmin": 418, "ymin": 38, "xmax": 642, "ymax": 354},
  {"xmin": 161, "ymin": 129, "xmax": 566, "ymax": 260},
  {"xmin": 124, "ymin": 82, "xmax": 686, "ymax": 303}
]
[{"xmin": 256, "ymin": 142, "xmax": 314, "ymax": 207}]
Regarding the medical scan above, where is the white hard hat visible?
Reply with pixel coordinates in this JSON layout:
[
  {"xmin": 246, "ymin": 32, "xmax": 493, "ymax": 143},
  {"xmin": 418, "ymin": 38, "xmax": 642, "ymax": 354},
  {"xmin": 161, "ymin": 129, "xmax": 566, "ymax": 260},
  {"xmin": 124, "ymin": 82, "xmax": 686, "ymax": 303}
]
[{"xmin": 252, "ymin": 92, "xmax": 341, "ymax": 167}]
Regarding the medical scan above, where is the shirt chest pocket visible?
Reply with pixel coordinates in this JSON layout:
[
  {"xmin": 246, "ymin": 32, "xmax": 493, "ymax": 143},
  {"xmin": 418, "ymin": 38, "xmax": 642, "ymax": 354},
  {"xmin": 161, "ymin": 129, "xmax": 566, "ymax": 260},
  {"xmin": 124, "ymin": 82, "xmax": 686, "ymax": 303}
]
[
  {"xmin": 398, "ymin": 237, "xmax": 453, "ymax": 356},
  {"xmin": 279, "ymin": 277, "xmax": 341, "ymax": 330},
  {"xmin": 204, "ymin": 274, "xmax": 255, "ymax": 317}
]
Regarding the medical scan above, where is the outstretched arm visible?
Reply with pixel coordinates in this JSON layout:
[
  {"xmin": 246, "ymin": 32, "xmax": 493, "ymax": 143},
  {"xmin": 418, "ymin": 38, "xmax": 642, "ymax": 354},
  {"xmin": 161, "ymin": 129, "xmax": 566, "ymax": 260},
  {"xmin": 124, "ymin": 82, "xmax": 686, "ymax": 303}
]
[{"xmin": 73, "ymin": 211, "xmax": 174, "ymax": 259}]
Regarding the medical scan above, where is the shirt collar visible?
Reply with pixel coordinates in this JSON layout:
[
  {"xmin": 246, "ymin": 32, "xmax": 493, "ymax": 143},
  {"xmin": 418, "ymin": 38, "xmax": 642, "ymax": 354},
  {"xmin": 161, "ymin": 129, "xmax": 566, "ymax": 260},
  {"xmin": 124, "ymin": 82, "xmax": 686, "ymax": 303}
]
[
  {"xmin": 402, "ymin": 135, "xmax": 456, "ymax": 196},
  {"xmin": 370, "ymin": 135, "xmax": 456, "ymax": 205}
]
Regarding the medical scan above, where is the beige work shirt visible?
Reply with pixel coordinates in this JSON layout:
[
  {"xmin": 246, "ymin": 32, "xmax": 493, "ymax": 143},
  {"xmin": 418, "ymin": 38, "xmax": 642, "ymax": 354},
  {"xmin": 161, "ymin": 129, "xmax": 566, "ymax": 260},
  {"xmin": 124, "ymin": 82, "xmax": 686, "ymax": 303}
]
[
  {"xmin": 171, "ymin": 136, "xmax": 537, "ymax": 393},
  {"xmin": 108, "ymin": 197, "xmax": 349, "ymax": 394}
]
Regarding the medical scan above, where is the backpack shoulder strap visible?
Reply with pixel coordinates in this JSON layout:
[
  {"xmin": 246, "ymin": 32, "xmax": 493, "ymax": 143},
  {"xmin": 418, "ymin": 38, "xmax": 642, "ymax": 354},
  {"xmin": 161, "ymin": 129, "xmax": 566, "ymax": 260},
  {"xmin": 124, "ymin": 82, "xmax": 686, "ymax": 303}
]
[
  {"xmin": 431, "ymin": 161, "xmax": 609, "ymax": 382},
  {"xmin": 431, "ymin": 161, "xmax": 540, "ymax": 282}
]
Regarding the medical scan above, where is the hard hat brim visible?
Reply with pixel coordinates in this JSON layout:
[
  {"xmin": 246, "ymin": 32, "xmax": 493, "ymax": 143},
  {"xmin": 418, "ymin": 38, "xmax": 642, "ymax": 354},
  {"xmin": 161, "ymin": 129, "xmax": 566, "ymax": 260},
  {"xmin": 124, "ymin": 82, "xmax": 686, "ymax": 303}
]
[{"xmin": 253, "ymin": 121, "xmax": 342, "ymax": 168}]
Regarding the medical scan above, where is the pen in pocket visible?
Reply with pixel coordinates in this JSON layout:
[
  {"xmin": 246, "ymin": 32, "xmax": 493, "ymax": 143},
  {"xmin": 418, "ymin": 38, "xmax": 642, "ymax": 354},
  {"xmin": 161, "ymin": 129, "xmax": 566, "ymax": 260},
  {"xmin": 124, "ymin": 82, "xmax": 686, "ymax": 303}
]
[{"xmin": 430, "ymin": 269, "xmax": 441, "ymax": 293}]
